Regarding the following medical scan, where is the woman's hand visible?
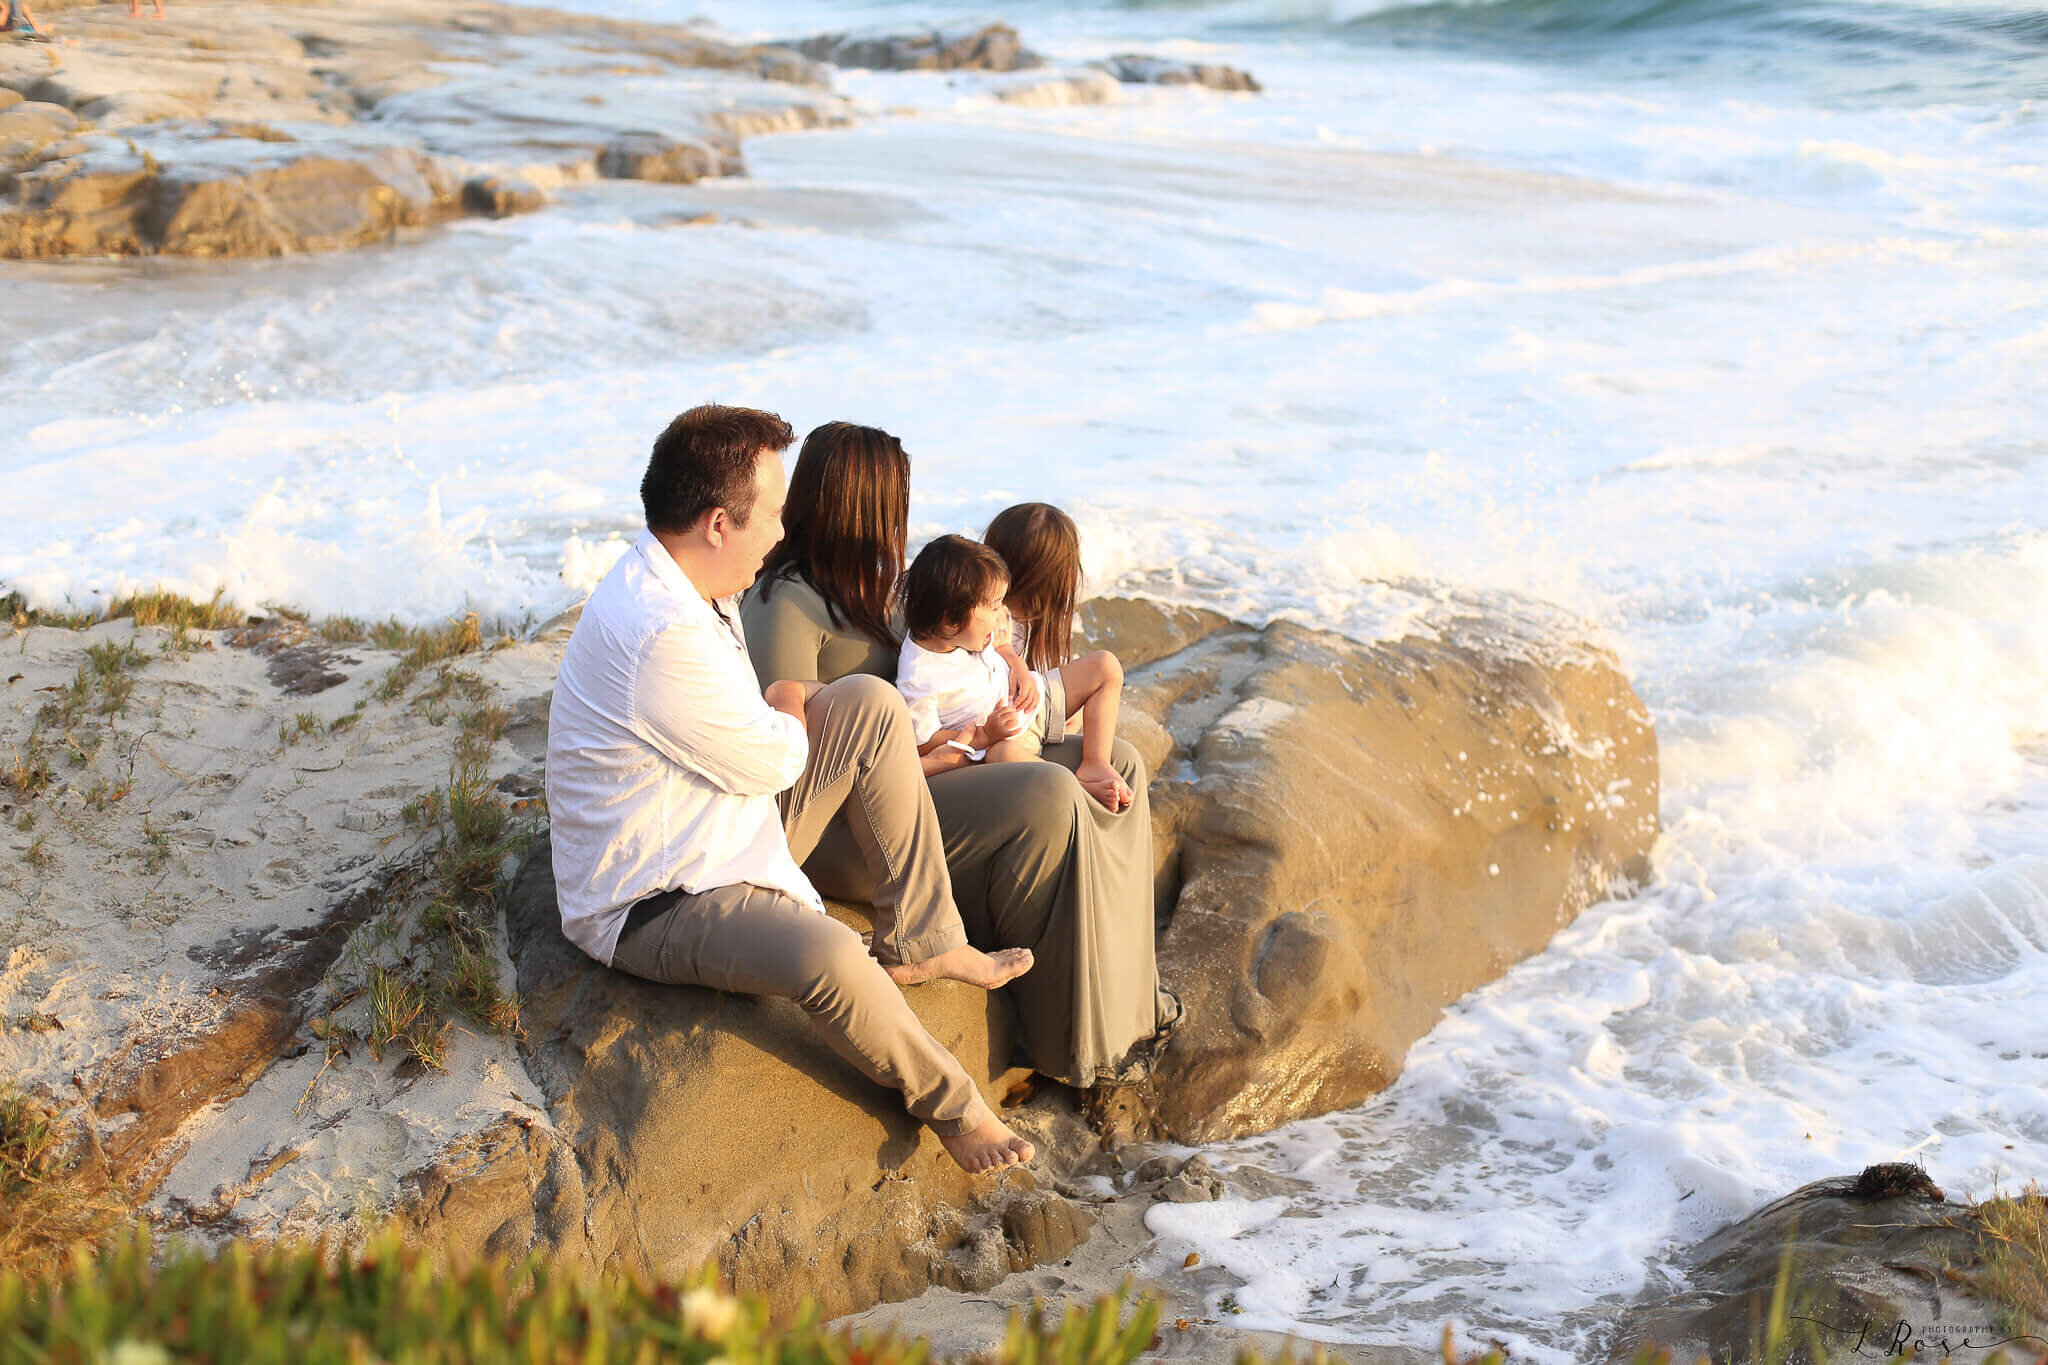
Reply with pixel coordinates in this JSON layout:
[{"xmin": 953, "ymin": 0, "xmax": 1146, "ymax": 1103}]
[{"xmin": 921, "ymin": 740, "xmax": 974, "ymax": 777}]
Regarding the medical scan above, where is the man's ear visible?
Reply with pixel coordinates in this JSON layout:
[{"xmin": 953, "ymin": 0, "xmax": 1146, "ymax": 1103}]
[{"xmin": 699, "ymin": 506, "xmax": 729, "ymax": 548}]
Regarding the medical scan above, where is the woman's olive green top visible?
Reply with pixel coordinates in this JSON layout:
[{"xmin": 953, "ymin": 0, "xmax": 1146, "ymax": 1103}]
[
  {"xmin": 743, "ymin": 571, "xmax": 898, "ymax": 685},
  {"xmin": 739, "ymin": 570, "xmax": 1175, "ymax": 1088}
]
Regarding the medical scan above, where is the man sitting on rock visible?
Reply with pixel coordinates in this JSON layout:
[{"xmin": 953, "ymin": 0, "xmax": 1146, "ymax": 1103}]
[{"xmin": 545, "ymin": 402, "xmax": 1037, "ymax": 1174}]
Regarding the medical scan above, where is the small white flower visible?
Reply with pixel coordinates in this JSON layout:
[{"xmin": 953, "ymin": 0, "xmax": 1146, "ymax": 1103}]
[
  {"xmin": 680, "ymin": 1286, "xmax": 739, "ymax": 1339},
  {"xmin": 107, "ymin": 1343, "xmax": 172, "ymax": 1365}
]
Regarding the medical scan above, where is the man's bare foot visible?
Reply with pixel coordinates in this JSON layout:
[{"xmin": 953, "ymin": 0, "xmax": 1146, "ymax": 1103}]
[
  {"xmin": 938, "ymin": 1114, "xmax": 1035, "ymax": 1173},
  {"xmin": 1076, "ymin": 759, "xmax": 1132, "ymax": 812},
  {"xmin": 884, "ymin": 943, "xmax": 1032, "ymax": 989}
]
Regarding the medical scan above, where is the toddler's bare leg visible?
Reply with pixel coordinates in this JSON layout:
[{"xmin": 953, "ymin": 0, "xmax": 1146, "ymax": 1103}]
[{"xmin": 1057, "ymin": 651, "xmax": 1130, "ymax": 810}]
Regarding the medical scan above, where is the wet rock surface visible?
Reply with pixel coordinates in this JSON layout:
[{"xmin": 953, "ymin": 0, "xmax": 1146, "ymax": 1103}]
[
  {"xmin": 1080, "ymin": 595, "xmax": 1659, "ymax": 1145},
  {"xmin": 1093, "ymin": 54, "xmax": 1262, "ymax": 93},
  {"xmin": 1609, "ymin": 1165, "xmax": 2048, "ymax": 1364},
  {"xmin": 0, "ymin": 0, "xmax": 844, "ymax": 259},
  {"xmin": 596, "ymin": 132, "xmax": 732, "ymax": 185},
  {"xmin": 793, "ymin": 23, "xmax": 1042, "ymax": 73}
]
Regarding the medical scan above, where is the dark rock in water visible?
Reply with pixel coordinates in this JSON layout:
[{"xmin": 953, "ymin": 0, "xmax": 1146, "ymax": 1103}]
[
  {"xmin": 502, "ymin": 843, "xmax": 1092, "ymax": 1318},
  {"xmin": 1609, "ymin": 1166, "xmax": 2044, "ymax": 1364},
  {"xmin": 794, "ymin": 23, "xmax": 1042, "ymax": 73},
  {"xmin": 1080, "ymin": 597, "xmax": 1660, "ymax": 1145},
  {"xmin": 1225, "ymin": 1163, "xmax": 1312, "ymax": 1200},
  {"xmin": 1156, "ymin": 1154, "xmax": 1226, "ymax": 1204},
  {"xmin": 461, "ymin": 173, "xmax": 544, "ymax": 219},
  {"xmin": 596, "ymin": 132, "xmax": 735, "ymax": 184},
  {"xmin": 1094, "ymin": 54, "xmax": 1262, "ymax": 93},
  {"xmin": 1134, "ymin": 1153, "xmax": 1188, "ymax": 1184},
  {"xmin": 752, "ymin": 47, "xmax": 825, "ymax": 86}
]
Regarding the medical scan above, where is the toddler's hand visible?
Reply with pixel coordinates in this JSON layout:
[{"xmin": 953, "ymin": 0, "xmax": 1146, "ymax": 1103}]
[
  {"xmin": 1007, "ymin": 668, "xmax": 1041, "ymax": 714},
  {"xmin": 985, "ymin": 701, "xmax": 1023, "ymax": 742}
]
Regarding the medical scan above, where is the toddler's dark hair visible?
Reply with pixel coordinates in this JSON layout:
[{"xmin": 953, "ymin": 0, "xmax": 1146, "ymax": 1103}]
[{"xmin": 899, "ymin": 535, "xmax": 1010, "ymax": 642}]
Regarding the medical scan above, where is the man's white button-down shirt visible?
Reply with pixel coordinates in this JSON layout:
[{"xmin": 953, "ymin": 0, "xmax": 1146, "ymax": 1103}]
[{"xmin": 545, "ymin": 531, "xmax": 821, "ymax": 966}]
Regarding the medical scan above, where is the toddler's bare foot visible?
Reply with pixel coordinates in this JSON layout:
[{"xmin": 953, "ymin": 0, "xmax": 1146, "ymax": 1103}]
[
  {"xmin": 1076, "ymin": 759, "xmax": 1132, "ymax": 812},
  {"xmin": 939, "ymin": 1114, "xmax": 1035, "ymax": 1173},
  {"xmin": 885, "ymin": 943, "xmax": 1032, "ymax": 989}
]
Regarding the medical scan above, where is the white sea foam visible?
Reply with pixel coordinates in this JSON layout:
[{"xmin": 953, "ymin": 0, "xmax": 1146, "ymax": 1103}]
[{"xmin": 4, "ymin": 5, "xmax": 2044, "ymax": 1355}]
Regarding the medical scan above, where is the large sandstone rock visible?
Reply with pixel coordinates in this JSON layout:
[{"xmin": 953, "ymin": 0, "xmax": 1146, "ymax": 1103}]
[
  {"xmin": 503, "ymin": 849, "xmax": 1094, "ymax": 1320},
  {"xmin": 0, "ymin": 99, "xmax": 77, "ymax": 167},
  {"xmin": 0, "ymin": 1, "xmax": 847, "ymax": 259},
  {"xmin": 1081, "ymin": 597, "xmax": 1659, "ymax": 1143},
  {"xmin": 0, "ymin": 143, "xmax": 463, "ymax": 258},
  {"xmin": 76, "ymin": 90, "xmax": 203, "ymax": 130},
  {"xmin": 492, "ymin": 592, "xmax": 1659, "ymax": 1319},
  {"xmin": 794, "ymin": 23, "xmax": 1042, "ymax": 73},
  {"xmin": 1609, "ymin": 1165, "xmax": 2046, "ymax": 1363}
]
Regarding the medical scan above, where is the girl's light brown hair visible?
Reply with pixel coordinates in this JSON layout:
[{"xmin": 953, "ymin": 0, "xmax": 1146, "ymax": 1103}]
[
  {"xmin": 983, "ymin": 503, "xmax": 1081, "ymax": 671},
  {"xmin": 755, "ymin": 421, "xmax": 910, "ymax": 647}
]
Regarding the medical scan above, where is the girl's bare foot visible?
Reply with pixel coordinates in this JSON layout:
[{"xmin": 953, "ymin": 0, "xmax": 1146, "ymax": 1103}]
[
  {"xmin": 885, "ymin": 943, "xmax": 1032, "ymax": 989},
  {"xmin": 1076, "ymin": 759, "xmax": 1132, "ymax": 812},
  {"xmin": 939, "ymin": 1114, "xmax": 1035, "ymax": 1173}
]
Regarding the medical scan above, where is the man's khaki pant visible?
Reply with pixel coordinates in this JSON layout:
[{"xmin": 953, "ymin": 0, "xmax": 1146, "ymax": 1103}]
[{"xmin": 609, "ymin": 675, "xmax": 986, "ymax": 1136}]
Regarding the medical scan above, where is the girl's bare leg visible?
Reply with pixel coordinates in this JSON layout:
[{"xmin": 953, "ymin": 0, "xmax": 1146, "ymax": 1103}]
[
  {"xmin": 1057, "ymin": 651, "xmax": 1131, "ymax": 810},
  {"xmin": 982, "ymin": 736, "xmax": 1035, "ymax": 765}
]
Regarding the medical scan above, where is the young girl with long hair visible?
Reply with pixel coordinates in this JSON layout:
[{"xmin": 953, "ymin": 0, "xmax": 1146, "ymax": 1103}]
[{"xmin": 892, "ymin": 505, "xmax": 1132, "ymax": 812}]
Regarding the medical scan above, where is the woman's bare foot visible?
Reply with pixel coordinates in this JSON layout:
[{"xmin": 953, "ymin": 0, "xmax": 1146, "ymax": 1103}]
[
  {"xmin": 938, "ymin": 1114, "xmax": 1035, "ymax": 1173},
  {"xmin": 1075, "ymin": 759, "xmax": 1132, "ymax": 812},
  {"xmin": 884, "ymin": 943, "xmax": 1032, "ymax": 989}
]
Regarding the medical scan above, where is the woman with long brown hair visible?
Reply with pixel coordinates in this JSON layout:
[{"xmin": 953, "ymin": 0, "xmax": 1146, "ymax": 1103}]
[
  {"xmin": 748, "ymin": 421, "xmax": 909, "ymax": 685},
  {"xmin": 741, "ymin": 423, "xmax": 1178, "ymax": 1092}
]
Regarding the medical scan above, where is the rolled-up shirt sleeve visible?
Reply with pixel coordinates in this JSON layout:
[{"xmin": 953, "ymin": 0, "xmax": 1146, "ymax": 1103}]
[{"xmin": 633, "ymin": 622, "xmax": 808, "ymax": 796}]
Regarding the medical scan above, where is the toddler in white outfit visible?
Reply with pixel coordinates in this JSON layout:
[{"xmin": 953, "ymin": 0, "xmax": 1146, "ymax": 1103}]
[{"xmin": 894, "ymin": 531, "xmax": 1129, "ymax": 811}]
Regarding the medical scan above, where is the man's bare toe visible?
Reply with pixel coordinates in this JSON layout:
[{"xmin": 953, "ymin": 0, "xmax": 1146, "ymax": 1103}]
[
  {"xmin": 939, "ymin": 1116, "xmax": 1036, "ymax": 1174},
  {"xmin": 972, "ymin": 946, "xmax": 1033, "ymax": 987},
  {"xmin": 888, "ymin": 944, "xmax": 1032, "ymax": 989}
]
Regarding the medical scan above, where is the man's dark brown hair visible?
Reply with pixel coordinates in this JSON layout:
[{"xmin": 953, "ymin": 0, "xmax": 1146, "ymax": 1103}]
[
  {"xmin": 898, "ymin": 535, "xmax": 1009, "ymax": 642},
  {"xmin": 641, "ymin": 404, "xmax": 796, "ymax": 533}
]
